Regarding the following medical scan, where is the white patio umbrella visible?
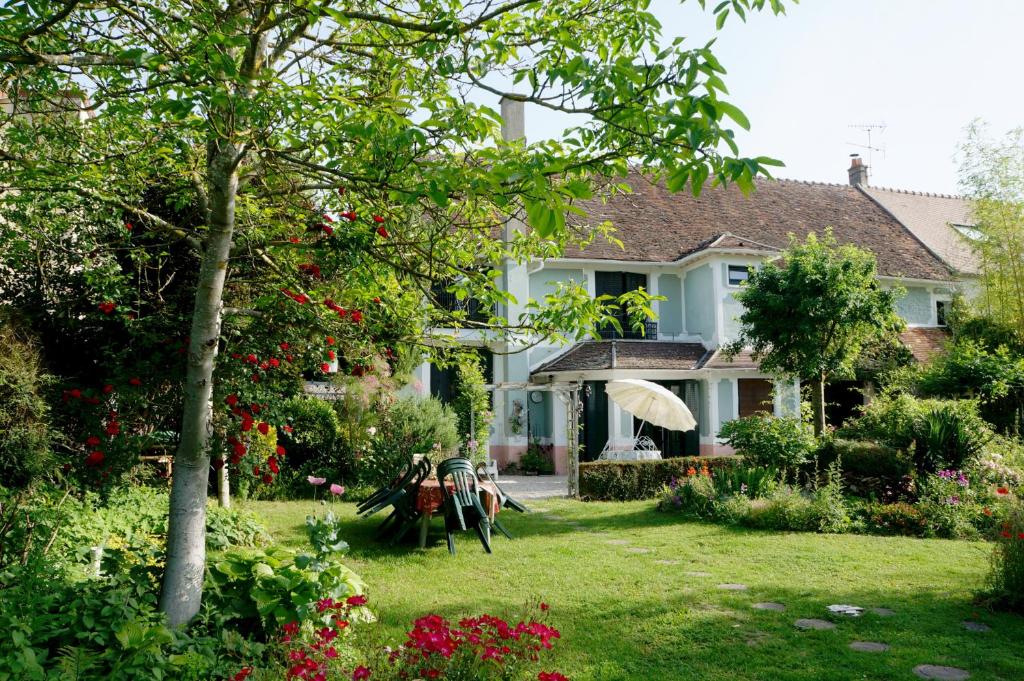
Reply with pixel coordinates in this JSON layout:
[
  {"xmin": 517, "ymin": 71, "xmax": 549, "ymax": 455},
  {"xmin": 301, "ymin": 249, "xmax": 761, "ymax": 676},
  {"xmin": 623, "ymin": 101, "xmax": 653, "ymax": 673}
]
[{"xmin": 605, "ymin": 379, "xmax": 697, "ymax": 434}]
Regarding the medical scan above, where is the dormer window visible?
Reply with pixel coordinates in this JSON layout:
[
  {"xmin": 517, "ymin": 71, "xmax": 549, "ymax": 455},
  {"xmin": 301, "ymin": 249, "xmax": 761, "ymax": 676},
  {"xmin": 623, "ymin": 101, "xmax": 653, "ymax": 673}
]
[{"xmin": 727, "ymin": 265, "xmax": 750, "ymax": 287}]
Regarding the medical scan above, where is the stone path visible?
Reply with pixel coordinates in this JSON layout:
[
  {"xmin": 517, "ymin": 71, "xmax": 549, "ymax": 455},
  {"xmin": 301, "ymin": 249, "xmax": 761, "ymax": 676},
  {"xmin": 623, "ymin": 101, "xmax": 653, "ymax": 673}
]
[
  {"xmin": 496, "ymin": 475, "xmax": 567, "ymax": 499},
  {"xmin": 717, "ymin": 583, "xmax": 748, "ymax": 591},
  {"xmin": 685, "ymin": 571, "xmax": 712, "ymax": 577},
  {"xmin": 751, "ymin": 602, "xmax": 786, "ymax": 611},
  {"xmin": 961, "ymin": 621, "xmax": 990, "ymax": 632},
  {"xmin": 913, "ymin": 665, "xmax": 971, "ymax": 680},
  {"xmin": 653, "ymin": 559, "xmax": 680, "ymax": 565},
  {"xmin": 605, "ymin": 539, "xmax": 630, "ymax": 546},
  {"xmin": 871, "ymin": 607, "xmax": 896, "ymax": 617},
  {"xmin": 849, "ymin": 641, "xmax": 890, "ymax": 653},
  {"xmin": 794, "ymin": 618, "xmax": 836, "ymax": 630}
]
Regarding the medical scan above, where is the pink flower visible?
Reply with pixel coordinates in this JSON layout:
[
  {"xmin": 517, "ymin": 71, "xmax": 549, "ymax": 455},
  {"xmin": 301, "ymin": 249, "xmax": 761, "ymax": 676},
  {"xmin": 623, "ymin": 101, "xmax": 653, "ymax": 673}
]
[
  {"xmin": 308, "ymin": 476, "xmax": 326, "ymax": 486},
  {"xmin": 352, "ymin": 666, "xmax": 371, "ymax": 680},
  {"xmin": 538, "ymin": 673, "xmax": 568, "ymax": 681},
  {"xmin": 330, "ymin": 483, "xmax": 345, "ymax": 496}
]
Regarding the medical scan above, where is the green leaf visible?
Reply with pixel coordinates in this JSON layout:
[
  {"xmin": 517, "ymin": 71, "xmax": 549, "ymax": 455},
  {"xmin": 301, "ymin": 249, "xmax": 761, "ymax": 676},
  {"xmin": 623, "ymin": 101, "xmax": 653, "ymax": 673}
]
[{"xmin": 716, "ymin": 101, "xmax": 750, "ymax": 130}]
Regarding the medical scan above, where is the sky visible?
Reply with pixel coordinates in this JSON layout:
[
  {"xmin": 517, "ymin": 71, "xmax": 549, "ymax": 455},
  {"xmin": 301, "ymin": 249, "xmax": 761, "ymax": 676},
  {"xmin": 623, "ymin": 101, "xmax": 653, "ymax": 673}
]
[{"xmin": 506, "ymin": 0, "xmax": 1024, "ymax": 195}]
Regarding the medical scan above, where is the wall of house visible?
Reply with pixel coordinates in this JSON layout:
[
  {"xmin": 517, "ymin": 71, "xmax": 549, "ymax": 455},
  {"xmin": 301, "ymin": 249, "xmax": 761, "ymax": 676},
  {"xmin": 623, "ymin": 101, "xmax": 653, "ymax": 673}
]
[
  {"xmin": 684, "ymin": 264, "xmax": 715, "ymax": 341},
  {"xmin": 529, "ymin": 268, "xmax": 587, "ymax": 302},
  {"xmin": 716, "ymin": 377, "xmax": 736, "ymax": 429},
  {"xmin": 896, "ymin": 286, "xmax": 933, "ymax": 325},
  {"xmin": 658, "ymin": 273, "xmax": 683, "ymax": 337}
]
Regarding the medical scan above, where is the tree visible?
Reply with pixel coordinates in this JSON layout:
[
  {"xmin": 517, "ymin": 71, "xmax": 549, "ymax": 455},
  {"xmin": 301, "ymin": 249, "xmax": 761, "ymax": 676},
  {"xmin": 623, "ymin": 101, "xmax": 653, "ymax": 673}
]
[
  {"xmin": 0, "ymin": 0, "xmax": 788, "ymax": 625},
  {"xmin": 958, "ymin": 122, "xmax": 1024, "ymax": 340},
  {"xmin": 727, "ymin": 230, "xmax": 904, "ymax": 435}
]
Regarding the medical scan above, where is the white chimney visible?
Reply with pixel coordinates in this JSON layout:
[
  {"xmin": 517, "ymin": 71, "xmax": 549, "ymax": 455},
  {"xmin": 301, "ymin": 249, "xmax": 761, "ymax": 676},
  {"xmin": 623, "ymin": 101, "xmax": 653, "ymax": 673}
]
[{"xmin": 500, "ymin": 97, "xmax": 525, "ymax": 142}]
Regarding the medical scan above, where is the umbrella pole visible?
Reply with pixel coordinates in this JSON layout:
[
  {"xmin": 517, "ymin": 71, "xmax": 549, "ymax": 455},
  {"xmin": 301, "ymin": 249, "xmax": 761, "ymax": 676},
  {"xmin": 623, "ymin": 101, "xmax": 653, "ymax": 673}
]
[{"xmin": 633, "ymin": 420, "xmax": 647, "ymax": 443}]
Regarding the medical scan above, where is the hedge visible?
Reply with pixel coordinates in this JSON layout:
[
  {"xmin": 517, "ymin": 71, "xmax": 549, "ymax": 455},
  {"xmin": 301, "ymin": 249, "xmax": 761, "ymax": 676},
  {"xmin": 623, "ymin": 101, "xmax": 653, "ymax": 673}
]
[{"xmin": 579, "ymin": 457, "xmax": 743, "ymax": 501}]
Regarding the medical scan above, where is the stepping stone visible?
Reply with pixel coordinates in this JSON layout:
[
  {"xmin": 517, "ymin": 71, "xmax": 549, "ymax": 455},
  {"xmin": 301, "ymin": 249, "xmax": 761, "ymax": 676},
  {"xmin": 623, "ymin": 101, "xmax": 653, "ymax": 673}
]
[
  {"xmin": 871, "ymin": 607, "xmax": 896, "ymax": 617},
  {"xmin": 827, "ymin": 604, "xmax": 864, "ymax": 617},
  {"xmin": 717, "ymin": 583, "xmax": 748, "ymax": 591},
  {"xmin": 961, "ymin": 621, "xmax": 990, "ymax": 632},
  {"xmin": 794, "ymin": 618, "xmax": 836, "ymax": 630},
  {"xmin": 625, "ymin": 547, "xmax": 651, "ymax": 554},
  {"xmin": 532, "ymin": 507, "xmax": 550, "ymax": 513},
  {"xmin": 685, "ymin": 571, "xmax": 712, "ymax": 578},
  {"xmin": 751, "ymin": 602, "xmax": 786, "ymax": 611},
  {"xmin": 913, "ymin": 665, "xmax": 970, "ymax": 680},
  {"xmin": 605, "ymin": 539, "xmax": 630, "ymax": 546},
  {"xmin": 850, "ymin": 641, "xmax": 890, "ymax": 652},
  {"xmin": 654, "ymin": 559, "xmax": 680, "ymax": 565},
  {"xmin": 542, "ymin": 514, "xmax": 564, "ymax": 521}
]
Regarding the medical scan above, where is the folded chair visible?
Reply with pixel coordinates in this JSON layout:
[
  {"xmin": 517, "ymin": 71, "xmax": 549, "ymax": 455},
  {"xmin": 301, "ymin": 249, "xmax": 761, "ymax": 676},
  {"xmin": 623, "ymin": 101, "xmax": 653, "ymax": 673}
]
[
  {"xmin": 357, "ymin": 456, "xmax": 414, "ymax": 515},
  {"xmin": 384, "ymin": 458, "xmax": 434, "ymax": 545},
  {"xmin": 475, "ymin": 463, "xmax": 528, "ymax": 540},
  {"xmin": 437, "ymin": 457, "xmax": 492, "ymax": 555},
  {"xmin": 359, "ymin": 456, "xmax": 420, "ymax": 519}
]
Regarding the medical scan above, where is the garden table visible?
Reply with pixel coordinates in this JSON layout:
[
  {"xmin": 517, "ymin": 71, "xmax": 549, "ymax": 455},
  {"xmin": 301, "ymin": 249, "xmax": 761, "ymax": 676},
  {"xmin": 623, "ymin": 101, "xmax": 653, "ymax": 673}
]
[{"xmin": 415, "ymin": 479, "xmax": 501, "ymax": 549}]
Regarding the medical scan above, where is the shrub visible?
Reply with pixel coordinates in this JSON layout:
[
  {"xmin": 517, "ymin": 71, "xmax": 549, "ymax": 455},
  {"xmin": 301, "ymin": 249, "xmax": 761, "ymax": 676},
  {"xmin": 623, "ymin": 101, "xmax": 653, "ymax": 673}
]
[
  {"xmin": 279, "ymin": 396, "xmax": 343, "ymax": 474},
  {"xmin": 987, "ymin": 501, "xmax": 1024, "ymax": 612},
  {"xmin": 974, "ymin": 435, "xmax": 1024, "ymax": 489},
  {"xmin": 857, "ymin": 501, "xmax": 929, "ymax": 537},
  {"xmin": 711, "ymin": 465, "xmax": 779, "ymax": 499},
  {"xmin": 742, "ymin": 486, "xmax": 814, "ymax": 532},
  {"xmin": 915, "ymin": 469, "xmax": 983, "ymax": 539},
  {"xmin": 809, "ymin": 462, "xmax": 851, "ymax": 533},
  {"xmin": 715, "ymin": 494, "xmax": 754, "ymax": 525},
  {"xmin": 579, "ymin": 457, "xmax": 742, "ymax": 501},
  {"xmin": 0, "ymin": 322, "xmax": 53, "ymax": 487},
  {"xmin": 358, "ymin": 396, "xmax": 459, "ymax": 488},
  {"xmin": 450, "ymin": 354, "xmax": 492, "ymax": 461},
  {"xmin": 657, "ymin": 472, "xmax": 717, "ymax": 517},
  {"xmin": 814, "ymin": 439, "xmax": 913, "ymax": 500},
  {"xmin": 718, "ymin": 414, "xmax": 816, "ymax": 473},
  {"xmin": 520, "ymin": 439, "xmax": 555, "ymax": 474}
]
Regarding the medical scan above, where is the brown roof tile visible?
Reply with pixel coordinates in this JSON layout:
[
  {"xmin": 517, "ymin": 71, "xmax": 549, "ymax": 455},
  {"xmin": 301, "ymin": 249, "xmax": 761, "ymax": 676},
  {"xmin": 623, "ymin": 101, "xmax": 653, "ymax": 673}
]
[
  {"xmin": 899, "ymin": 327, "xmax": 950, "ymax": 364},
  {"xmin": 535, "ymin": 341, "xmax": 709, "ymax": 373},
  {"xmin": 565, "ymin": 172, "xmax": 953, "ymax": 281},
  {"xmin": 700, "ymin": 349, "xmax": 759, "ymax": 370}
]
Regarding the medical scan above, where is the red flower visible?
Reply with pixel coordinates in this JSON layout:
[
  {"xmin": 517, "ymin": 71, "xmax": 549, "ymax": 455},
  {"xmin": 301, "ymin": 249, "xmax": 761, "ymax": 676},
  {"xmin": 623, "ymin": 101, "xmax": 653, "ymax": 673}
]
[
  {"xmin": 286, "ymin": 354, "xmax": 294, "ymax": 362},
  {"xmin": 102, "ymin": 384, "xmax": 114, "ymax": 394},
  {"xmin": 241, "ymin": 419, "xmax": 253, "ymax": 432},
  {"xmin": 279, "ymin": 342, "xmax": 290, "ymax": 351},
  {"xmin": 283, "ymin": 425, "xmax": 294, "ymax": 433},
  {"xmin": 213, "ymin": 458, "xmax": 225, "ymax": 470},
  {"xmin": 321, "ymin": 363, "xmax": 331, "ymax": 373},
  {"xmin": 983, "ymin": 507, "xmax": 993, "ymax": 516},
  {"xmin": 351, "ymin": 310, "xmax": 363, "ymax": 324},
  {"xmin": 226, "ymin": 394, "xmax": 239, "ymax": 407},
  {"xmin": 327, "ymin": 350, "xmax": 336, "ymax": 360},
  {"xmin": 86, "ymin": 435, "xmax": 102, "ymax": 447},
  {"xmin": 289, "ymin": 236, "xmax": 301, "ymax": 244},
  {"xmin": 105, "ymin": 421, "xmax": 121, "ymax": 436},
  {"xmin": 540, "ymin": 602, "xmax": 550, "ymax": 611},
  {"xmin": 376, "ymin": 226, "xmax": 389, "ymax": 238},
  {"xmin": 1001, "ymin": 530, "xmax": 1012, "ymax": 538},
  {"xmin": 323, "ymin": 213, "xmax": 334, "ymax": 223},
  {"xmin": 124, "ymin": 222, "xmax": 133, "ymax": 232},
  {"xmin": 263, "ymin": 473, "xmax": 274, "ymax": 484},
  {"xmin": 257, "ymin": 422, "xmax": 270, "ymax": 435},
  {"xmin": 233, "ymin": 668, "xmax": 252, "ymax": 681},
  {"xmin": 233, "ymin": 441, "xmax": 247, "ymax": 457},
  {"xmin": 259, "ymin": 361, "xmax": 269, "ymax": 370},
  {"xmin": 346, "ymin": 594, "xmax": 368, "ymax": 606},
  {"xmin": 351, "ymin": 365, "xmax": 364, "ymax": 377},
  {"xmin": 1018, "ymin": 533, "xmax": 1024, "ymax": 540},
  {"xmin": 276, "ymin": 445, "xmax": 286, "ymax": 456},
  {"xmin": 231, "ymin": 352, "xmax": 242, "ymax": 359},
  {"xmin": 352, "ymin": 667, "xmax": 371, "ymax": 680},
  {"xmin": 538, "ymin": 673, "xmax": 568, "ymax": 681},
  {"xmin": 98, "ymin": 301, "xmax": 116, "ymax": 315},
  {"xmin": 270, "ymin": 358, "xmax": 280, "ymax": 368},
  {"xmin": 251, "ymin": 373, "xmax": 261, "ymax": 383},
  {"xmin": 246, "ymin": 353, "xmax": 258, "ymax": 364},
  {"xmin": 326, "ymin": 336, "xmax": 335, "ymax": 345},
  {"xmin": 322, "ymin": 224, "xmax": 334, "ymax": 236},
  {"xmin": 69, "ymin": 388, "xmax": 82, "ymax": 399},
  {"xmin": 373, "ymin": 297, "xmax": 381, "ymax": 304},
  {"xmin": 372, "ymin": 215, "xmax": 384, "ymax": 223},
  {"xmin": 128, "ymin": 377, "xmax": 142, "ymax": 387},
  {"xmin": 253, "ymin": 466, "xmax": 261, "ymax": 476},
  {"xmin": 997, "ymin": 487, "xmax": 1010, "ymax": 495},
  {"xmin": 340, "ymin": 211, "xmax": 357, "ymax": 222},
  {"xmin": 85, "ymin": 451, "xmax": 105, "ymax": 467}
]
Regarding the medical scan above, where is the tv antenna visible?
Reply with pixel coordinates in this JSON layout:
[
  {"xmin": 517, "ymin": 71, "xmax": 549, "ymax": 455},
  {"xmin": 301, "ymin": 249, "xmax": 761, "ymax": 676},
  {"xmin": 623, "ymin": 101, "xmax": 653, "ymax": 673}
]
[{"xmin": 847, "ymin": 122, "xmax": 887, "ymax": 169}]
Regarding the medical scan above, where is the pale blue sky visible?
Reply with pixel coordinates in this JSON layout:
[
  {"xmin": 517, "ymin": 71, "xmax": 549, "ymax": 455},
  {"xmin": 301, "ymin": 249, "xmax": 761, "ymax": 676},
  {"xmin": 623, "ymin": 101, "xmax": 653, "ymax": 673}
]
[{"xmin": 507, "ymin": 0, "xmax": 1024, "ymax": 195}]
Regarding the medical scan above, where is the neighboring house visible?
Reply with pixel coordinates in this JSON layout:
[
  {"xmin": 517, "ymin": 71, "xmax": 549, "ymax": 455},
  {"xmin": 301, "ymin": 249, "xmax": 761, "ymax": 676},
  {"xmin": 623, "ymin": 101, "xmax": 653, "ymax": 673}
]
[{"xmin": 413, "ymin": 105, "xmax": 974, "ymax": 473}]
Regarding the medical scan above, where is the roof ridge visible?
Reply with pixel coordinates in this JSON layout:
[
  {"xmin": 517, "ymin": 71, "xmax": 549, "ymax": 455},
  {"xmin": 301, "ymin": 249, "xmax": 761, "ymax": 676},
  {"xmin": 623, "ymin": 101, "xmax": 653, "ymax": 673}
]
[{"xmin": 865, "ymin": 185, "xmax": 964, "ymax": 200}]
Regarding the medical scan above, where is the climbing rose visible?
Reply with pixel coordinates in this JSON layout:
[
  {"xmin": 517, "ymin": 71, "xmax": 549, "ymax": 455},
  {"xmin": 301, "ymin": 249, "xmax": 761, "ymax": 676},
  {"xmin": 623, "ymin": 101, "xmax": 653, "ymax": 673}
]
[
  {"xmin": 69, "ymin": 388, "xmax": 82, "ymax": 399},
  {"xmin": 128, "ymin": 377, "xmax": 142, "ymax": 386},
  {"xmin": 321, "ymin": 363, "xmax": 331, "ymax": 373},
  {"xmin": 257, "ymin": 422, "xmax": 270, "ymax": 435},
  {"xmin": 376, "ymin": 226, "xmax": 389, "ymax": 238},
  {"xmin": 85, "ymin": 451, "xmax": 105, "ymax": 467},
  {"xmin": 102, "ymin": 384, "xmax": 114, "ymax": 394},
  {"xmin": 276, "ymin": 445, "xmax": 286, "ymax": 456},
  {"xmin": 327, "ymin": 350, "xmax": 336, "ymax": 360},
  {"xmin": 351, "ymin": 310, "xmax": 363, "ymax": 323},
  {"xmin": 226, "ymin": 394, "xmax": 239, "ymax": 406},
  {"xmin": 268, "ymin": 457, "xmax": 280, "ymax": 474},
  {"xmin": 289, "ymin": 236, "xmax": 301, "ymax": 244},
  {"xmin": 279, "ymin": 342, "xmax": 290, "ymax": 351},
  {"xmin": 86, "ymin": 435, "xmax": 101, "ymax": 447},
  {"xmin": 262, "ymin": 473, "xmax": 273, "ymax": 484},
  {"xmin": 98, "ymin": 301, "xmax": 116, "ymax": 314},
  {"xmin": 372, "ymin": 215, "xmax": 384, "ymax": 223},
  {"xmin": 326, "ymin": 336, "xmax": 335, "ymax": 345}
]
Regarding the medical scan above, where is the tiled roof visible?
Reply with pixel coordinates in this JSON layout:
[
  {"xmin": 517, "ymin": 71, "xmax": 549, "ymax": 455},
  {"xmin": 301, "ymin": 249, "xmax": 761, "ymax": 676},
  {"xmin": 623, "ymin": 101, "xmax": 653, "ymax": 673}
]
[
  {"xmin": 535, "ymin": 341, "xmax": 709, "ymax": 373},
  {"xmin": 899, "ymin": 327, "xmax": 951, "ymax": 364},
  {"xmin": 700, "ymin": 348, "xmax": 759, "ymax": 370},
  {"xmin": 565, "ymin": 172, "xmax": 953, "ymax": 281},
  {"xmin": 860, "ymin": 186, "xmax": 980, "ymax": 275}
]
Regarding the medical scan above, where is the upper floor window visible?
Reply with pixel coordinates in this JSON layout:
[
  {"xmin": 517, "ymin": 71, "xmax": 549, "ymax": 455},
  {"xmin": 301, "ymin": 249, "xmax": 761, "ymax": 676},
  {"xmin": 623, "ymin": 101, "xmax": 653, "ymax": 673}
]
[
  {"xmin": 727, "ymin": 265, "xmax": 750, "ymax": 287},
  {"xmin": 936, "ymin": 299, "xmax": 949, "ymax": 327},
  {"xmin": 594, "ymin": 271, "xmax": 656, "ymax": 339}
]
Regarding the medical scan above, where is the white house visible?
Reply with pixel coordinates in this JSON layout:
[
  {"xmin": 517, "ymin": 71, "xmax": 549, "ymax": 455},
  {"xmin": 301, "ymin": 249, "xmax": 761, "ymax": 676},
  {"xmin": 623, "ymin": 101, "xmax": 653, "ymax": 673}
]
[{"xmin": 413, "ymin": 104, "xmax": 976, "ymax": 474}]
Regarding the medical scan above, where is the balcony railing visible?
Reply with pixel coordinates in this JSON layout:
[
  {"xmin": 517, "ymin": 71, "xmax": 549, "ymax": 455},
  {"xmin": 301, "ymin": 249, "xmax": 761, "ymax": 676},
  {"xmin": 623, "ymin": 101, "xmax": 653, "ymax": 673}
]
[
  {"xmin": 433, "ymin": 289, "xmax": 494, "ymax": 324},
  {"xmin": 598, "ymin": 316, "xmax": 658, "ymax": 340}
]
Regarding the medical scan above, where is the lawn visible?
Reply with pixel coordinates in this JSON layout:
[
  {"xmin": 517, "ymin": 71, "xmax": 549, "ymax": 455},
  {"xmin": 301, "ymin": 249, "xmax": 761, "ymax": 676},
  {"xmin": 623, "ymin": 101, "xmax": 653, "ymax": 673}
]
[{"xmin": 248, "ymin": 498, "xmax": 1024, "ymax": 681}]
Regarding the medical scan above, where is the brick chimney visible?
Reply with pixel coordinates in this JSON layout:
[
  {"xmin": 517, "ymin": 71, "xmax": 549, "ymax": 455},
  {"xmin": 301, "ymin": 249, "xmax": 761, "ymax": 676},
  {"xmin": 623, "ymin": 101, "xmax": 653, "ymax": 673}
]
[
  {"xmin": 500, "ymin": 96, "xmax": 525, "ymax": 142},
  {"xmin": 848, "ymin": 154, "xmax": 868, "ymax": 186}
]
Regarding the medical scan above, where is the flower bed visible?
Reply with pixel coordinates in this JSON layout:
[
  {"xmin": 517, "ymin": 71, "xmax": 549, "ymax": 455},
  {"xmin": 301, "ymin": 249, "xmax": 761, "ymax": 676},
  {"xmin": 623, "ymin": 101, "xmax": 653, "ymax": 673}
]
[{"xmin": 579, "ymin": 457, "xmax": 742, "ymax": 501}]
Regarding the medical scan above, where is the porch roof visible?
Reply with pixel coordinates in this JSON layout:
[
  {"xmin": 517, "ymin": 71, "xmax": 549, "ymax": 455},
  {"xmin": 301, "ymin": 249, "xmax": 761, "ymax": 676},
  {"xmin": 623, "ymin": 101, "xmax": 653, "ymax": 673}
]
[{"xmin": 534, "ymin": 341, "xmax": 710, "ymax": 374}]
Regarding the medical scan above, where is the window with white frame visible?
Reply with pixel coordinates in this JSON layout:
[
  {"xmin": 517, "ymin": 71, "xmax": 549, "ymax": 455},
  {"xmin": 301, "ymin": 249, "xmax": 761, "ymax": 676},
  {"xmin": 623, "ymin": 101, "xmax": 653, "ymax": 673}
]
[{"xmin": 727, "ymin": 264, "xmax": 750, "ymax": 287}]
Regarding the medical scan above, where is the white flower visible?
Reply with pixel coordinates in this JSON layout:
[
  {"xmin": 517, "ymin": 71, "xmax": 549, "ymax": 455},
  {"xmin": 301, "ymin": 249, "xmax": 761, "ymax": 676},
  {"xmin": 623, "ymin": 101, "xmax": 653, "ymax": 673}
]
[{"xmin": 367, "ymin": 426, "xmax": 377, "ymax": 436}]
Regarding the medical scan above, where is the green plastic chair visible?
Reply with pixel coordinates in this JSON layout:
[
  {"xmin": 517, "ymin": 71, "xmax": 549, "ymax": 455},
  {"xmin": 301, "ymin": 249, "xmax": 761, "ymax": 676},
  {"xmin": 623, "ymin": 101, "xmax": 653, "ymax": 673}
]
[
  {"xmin": 358, "ymin": 456, "xmax": 414, "ymax": 514},
  {"xmin": 475, "ymin": 463, "xmax": 528, "ymax": 539},
  {"xmin": 436, "ymin": 457, "xmax": 492, "ymax": 555}
]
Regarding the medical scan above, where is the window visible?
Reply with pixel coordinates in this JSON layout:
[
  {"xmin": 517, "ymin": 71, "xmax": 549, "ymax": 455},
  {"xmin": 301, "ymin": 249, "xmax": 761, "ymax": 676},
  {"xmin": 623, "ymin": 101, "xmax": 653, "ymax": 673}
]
[
  {"xmin": 952, "ymin": 224, "xmax": 984, "ymax": 241},
  {"xmin": 936, "ymin": 300, "xmax": 948, "ymax": 327},
  {"xmin": 727, "ymin": 265, "xmax": 750, "ymax": 287},
  {"xmin": 738, "ymin": 379, "xmax": 774, "ymax": 417}
]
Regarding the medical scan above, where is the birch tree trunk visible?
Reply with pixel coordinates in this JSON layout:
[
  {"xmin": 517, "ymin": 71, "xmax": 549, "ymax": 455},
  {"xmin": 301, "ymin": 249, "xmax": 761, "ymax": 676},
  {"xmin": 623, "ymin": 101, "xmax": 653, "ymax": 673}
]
[
  {"xmin": 217, "ymin": 462, "xmax": 230, "ymax": 509},
  {"xmin": 160, "ymin": 140, "xmax": 238, "ymax": 626}
]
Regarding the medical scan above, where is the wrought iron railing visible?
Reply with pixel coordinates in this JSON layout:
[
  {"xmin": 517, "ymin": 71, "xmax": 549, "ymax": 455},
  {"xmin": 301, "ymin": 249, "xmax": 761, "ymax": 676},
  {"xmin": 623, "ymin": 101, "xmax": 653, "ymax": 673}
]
[{"xmin": 597, "ymin": 316, "xmax": 658, "ymax": 340}]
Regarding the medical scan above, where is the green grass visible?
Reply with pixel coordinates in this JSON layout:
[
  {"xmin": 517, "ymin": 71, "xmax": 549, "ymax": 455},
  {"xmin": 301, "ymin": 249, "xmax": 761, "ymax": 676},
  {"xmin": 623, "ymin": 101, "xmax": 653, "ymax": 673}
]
[{"xmin": 247, "ymin": 498, "xmax": 1024, "ymax": 680}]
